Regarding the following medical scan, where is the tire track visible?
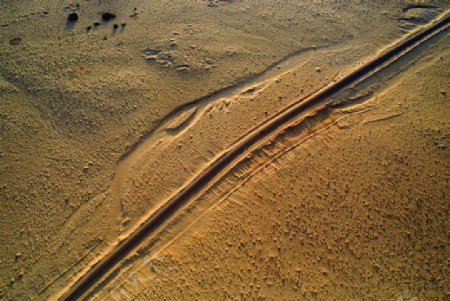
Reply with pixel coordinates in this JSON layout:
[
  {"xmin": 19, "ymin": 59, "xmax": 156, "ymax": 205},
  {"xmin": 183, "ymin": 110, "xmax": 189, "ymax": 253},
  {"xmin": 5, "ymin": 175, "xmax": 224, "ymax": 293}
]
[{"xmin": 59, "ymin": 12, "xmax": 449, "ymax": 301}]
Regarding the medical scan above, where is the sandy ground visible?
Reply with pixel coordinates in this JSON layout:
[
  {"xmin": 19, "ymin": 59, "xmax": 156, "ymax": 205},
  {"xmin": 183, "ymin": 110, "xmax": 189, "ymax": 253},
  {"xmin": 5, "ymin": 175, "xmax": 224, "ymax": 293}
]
[
  {"xmin": 86, "ymin": 18, "xmax": 450, "ymax": 301},
  {"xmin": 0, "ymin": 1, "xmax": 449, "ymax": 300}
]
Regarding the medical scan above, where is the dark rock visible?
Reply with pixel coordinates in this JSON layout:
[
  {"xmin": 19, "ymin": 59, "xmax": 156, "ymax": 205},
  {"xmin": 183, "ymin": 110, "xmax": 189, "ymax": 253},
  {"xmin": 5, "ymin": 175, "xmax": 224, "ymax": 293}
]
[
  {"xmin": 9, "ymin": 38, "xmax": 22, "ymax": 45},
  {"xmin": 143, "ymin": 48, "xmax": 161, "ymax": 55},
  {"xmin": 102, "ymin": 12, "xmax": 116, "ymax": 22},
  {"xmin": 67, "ymin": 12, "xmax": 78, "ymax": 22}
]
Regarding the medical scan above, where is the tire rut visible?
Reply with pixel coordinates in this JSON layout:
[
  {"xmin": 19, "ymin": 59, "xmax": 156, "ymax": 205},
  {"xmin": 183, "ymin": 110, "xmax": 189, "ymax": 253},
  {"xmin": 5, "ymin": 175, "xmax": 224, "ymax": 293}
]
[{"xmin": 58, "ymin": 11, "xmax": 450, "ymax": 301}]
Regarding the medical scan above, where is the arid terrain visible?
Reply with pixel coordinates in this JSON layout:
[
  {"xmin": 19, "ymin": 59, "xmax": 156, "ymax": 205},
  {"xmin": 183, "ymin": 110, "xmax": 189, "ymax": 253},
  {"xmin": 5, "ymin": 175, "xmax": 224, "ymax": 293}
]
[{"xmin": 0, "ymin": 1, "xmax": 449, "ymax": 300}]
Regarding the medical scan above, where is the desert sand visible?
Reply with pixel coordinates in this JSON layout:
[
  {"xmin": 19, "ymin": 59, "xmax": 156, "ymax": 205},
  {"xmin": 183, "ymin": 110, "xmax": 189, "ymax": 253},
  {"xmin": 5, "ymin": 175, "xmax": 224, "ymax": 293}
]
[{"xmin": 0, "ymin": 1, "xmax": 449, "ymax": 300}]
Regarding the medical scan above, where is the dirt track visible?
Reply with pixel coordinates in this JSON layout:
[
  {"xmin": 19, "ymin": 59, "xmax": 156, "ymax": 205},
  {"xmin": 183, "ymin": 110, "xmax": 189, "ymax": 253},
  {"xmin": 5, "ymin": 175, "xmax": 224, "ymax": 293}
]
[
  {"xmin": 95, "ymin": 32, "xmax": 449, "ymax": 301},
  {"xmin": 1, "ymin": 1, "xmax": 449, "ymax": 300},
  {"xmin": 60, "ymin": 11, "xmax": 450, "ymax": 301}
]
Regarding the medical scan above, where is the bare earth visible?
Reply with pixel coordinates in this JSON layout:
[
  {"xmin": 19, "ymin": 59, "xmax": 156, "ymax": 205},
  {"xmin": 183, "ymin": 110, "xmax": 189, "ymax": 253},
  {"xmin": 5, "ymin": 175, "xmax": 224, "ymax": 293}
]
[{"xmin": 0, "ymin": 1, "xmax": 449, "ymax": 300}]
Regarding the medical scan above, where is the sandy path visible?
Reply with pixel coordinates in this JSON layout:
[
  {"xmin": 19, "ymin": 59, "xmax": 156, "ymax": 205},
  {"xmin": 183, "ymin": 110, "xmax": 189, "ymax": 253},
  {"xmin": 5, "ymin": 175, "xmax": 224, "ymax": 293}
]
[
  {"xmin": 58, "ymin": 12, "xmax": 450, "ymax": 301},
  {"xmin": 94, "ymin": 21, "xmax": 450, "ymax": 301}
]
